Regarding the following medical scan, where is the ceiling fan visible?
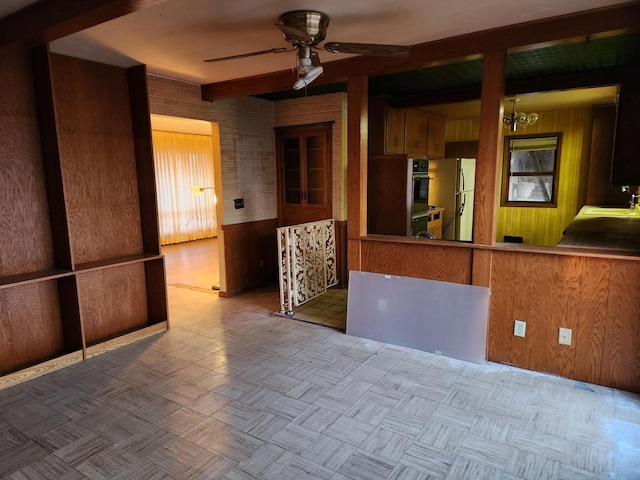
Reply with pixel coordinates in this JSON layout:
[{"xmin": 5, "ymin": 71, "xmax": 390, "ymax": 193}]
[{"xmin": 204, "ymin": 10, "xmax": 410, "ymax": 90}]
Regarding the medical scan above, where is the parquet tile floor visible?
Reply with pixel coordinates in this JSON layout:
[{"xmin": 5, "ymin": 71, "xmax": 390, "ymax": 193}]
[{"xmin": 1, "ymin": 239, "xmax": 639, "ymax": 479}]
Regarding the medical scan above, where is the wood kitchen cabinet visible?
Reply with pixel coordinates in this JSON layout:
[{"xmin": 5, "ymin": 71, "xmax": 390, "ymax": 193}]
[
  {"xmin": 369, "ymin": 97, "xmax": 404, "ymax": 155},
  {"xmin": 369, "ymin": 98, "xmax": 446, "ymax": 159},
  {"xmin": 612, "ymin": 79, "xmax": 640, "ymax": 185},
  {"xmin": 386, "ymin": 107, "xmax": 406, "ymax": 154},
  {"xmin": 587, "ymin": 104, "xmax": 630, "ymax": 205},
  {"xmin": 276, "ymin": 124, "xmax": 332, "ymax": 226},
  {"xmin": 404, "ymin": 108, "xmax": 428, "ymax": 158},
  {"xmin": 368, "ymin": 154, "xmax": 412, "ymax": 236},
  {"xmin": 425, "ymin": 109, "xmax": 446, "ymax": 159}
]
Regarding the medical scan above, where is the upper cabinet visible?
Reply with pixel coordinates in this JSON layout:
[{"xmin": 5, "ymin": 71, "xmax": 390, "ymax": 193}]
[
  {"xmin": 276, "ymin": 124, "xmax": 332, "ymax": 226},
  {"xmin": 368, "ymin": 98, "xmax": 446, "ymax": 159},
  {"xmin": 404, "ymin": 108, "xmax": 428, "ymax": 157},
  {"xmin": 611, "ymin": 80, "xmax": 640, "ymax": 186},
  {"xmin": 386, "ymin": 106, "xmax": 406, "ymax": 154},
  {"xmin": 425, "ymin": 109, "xmax": 446, "ymax": 159}
]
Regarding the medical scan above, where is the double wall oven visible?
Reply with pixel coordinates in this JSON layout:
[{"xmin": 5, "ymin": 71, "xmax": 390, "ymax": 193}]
[{"xmin": 411, "ymin": 160, "xmax": 431, "ymax": 235}]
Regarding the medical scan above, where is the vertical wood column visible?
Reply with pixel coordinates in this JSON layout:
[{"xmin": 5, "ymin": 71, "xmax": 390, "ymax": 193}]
[
  {"xmin": 31, "ymin": 45, "xmax": 74, "ymax": 270},
  {"xmin": 128, "ymin": 65, "xmax": 161, "ymax": 255},
  {"xmin": 473, "ymin": 50, "xmax": 506, "ymax": 287},
  {"xmin": 346, "ymin": 76, "xmax": 368, "ymax": 272}
]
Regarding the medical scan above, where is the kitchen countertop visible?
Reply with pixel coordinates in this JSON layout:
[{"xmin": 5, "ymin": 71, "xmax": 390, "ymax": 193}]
[{"xmin": 558, "ymin": 205, "xmax": 640, "ymax": 251}]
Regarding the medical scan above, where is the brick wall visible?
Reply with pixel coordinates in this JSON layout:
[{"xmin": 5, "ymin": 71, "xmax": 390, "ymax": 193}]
[
  {"xmin": 147, "ymin": 75, "xmax": 277, "ymax": 225},
  {"xmin": 274, "ymin": 93, "xmax": 347, "ymax": 221},
  {"xmin": 211, "ymin": 97, "xmax": 277, "ymax": 225},
  {"xmin": 147, "ymin": 75, "xmax": 213, "ymax": 121},
  {"xmin": 146, "ymin": 75, "xmax": 346, "ymax": 224}
]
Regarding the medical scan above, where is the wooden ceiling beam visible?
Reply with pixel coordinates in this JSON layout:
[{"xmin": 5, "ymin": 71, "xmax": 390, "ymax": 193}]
[
  {"xmin": 0, "ymin": 0, "xmax": 164, "ymax": 47},
  {"xmin": 201, "ymin": 2, "xmax": 640, "ymax": 101},
  {"xmin": 399, "ymin": 66, "xmax": 640, "ymax": 109}
]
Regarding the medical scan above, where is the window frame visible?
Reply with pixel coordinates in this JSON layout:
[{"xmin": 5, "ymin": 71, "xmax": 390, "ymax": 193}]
[{"xmin": 501, "ymin": 132, "xmax": 562, "ymax": 208}]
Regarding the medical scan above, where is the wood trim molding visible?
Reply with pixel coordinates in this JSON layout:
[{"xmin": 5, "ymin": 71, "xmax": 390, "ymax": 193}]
[
  {"xmin": 201, "ymin": 2, "xmax": 640, "ymax": 100},
  {"xmin": 0, "ymin": 0, "xmax": 163, "ymax": 47}
]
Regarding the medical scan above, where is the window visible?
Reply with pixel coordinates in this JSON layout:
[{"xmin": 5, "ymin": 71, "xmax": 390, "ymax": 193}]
[
  {"xmin": 152, "ymin": 131, "xmax": 217, "ymax": 244},
  {"xmin": 501, "ymin": 134, "xmax": 561, "ymax": 207}
]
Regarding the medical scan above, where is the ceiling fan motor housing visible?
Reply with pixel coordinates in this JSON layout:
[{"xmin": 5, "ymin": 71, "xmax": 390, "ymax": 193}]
[{"xmin": 278, "ymin": 10, "xmax": 329, "ymax": 47}]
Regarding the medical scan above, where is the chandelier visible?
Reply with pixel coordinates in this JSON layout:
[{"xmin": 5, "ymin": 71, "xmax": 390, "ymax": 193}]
[{"xmin": 503, "ymin": 99, "xmax": 538, "ymax": 132}]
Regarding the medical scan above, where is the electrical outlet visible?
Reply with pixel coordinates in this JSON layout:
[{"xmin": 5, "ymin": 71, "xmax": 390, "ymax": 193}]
[
  {"xmin": 514, "ymin": 320, "xmax": 526, "ymax": 337},
  {"xmin": 559, "ymin": 327, "xmax": 572, "ymax": 345},
  {"xmin": 234, "ymin": 198, "xmax": 244, "ymax": 209}
]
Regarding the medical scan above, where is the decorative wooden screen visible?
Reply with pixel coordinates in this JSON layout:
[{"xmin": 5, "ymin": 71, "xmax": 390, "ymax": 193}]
[{"xmin": 277, "ymin": 219, "xmax": 337, "ymax": 314}]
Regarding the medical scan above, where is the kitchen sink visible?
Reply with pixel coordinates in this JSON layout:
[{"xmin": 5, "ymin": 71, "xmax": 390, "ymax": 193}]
[{"xmin": 580, "ymin": 206, "xmax": 638, "ymax": 218}]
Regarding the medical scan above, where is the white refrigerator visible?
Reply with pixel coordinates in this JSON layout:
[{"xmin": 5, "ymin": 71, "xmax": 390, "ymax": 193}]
[{"xmin": 428, "ymin": 157, "xmax": 476, "ymax": 241}]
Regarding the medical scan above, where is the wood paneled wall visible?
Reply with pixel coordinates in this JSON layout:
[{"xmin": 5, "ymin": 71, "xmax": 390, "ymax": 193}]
[
  {"xmin": 52, "ymin": 54, "xmax": 144, "ymax": 265},
  {"xmin": 1, "ymin": 46, "xmax": 166, "ymax": 378},
  {"xmin": 221, "ymin": 219, "xmax": 279, "ymax": 297},
  {"xmin": 221, "ymin": 218, "xmax": 349, "ymax": 296},
  {"xmin": 498, "ymin": 108, "xmax": 593, "ymax": 246},
  {"xmin": 0, "ymin": 46, "xmax": 56, "ymax": 277},
  {"xmin": 78, "ymin": 264, "xmax": 149, "ymax": 346},
  {"xmin": 487, "ymin": 250, "xmax": 640, "ymax": 393},
  {"xmin": 355, "ymin": 236, "xmax": 640, "ymax": 392},
  {"xmin": 0, "ymin": 282, "xmax": 63, "ymax": 375},
  {"xmin": 360, "ymin": 239, "xmax": 473, "ymax": 285},
  {"xmin": 445, "ymin": 118, "xmax": 481, "ymax": 143}
]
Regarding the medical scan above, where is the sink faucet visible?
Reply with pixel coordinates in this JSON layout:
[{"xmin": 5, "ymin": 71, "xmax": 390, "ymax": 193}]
[{"xmin": 622, "ymin": 186, "xmax": 639, "ymax": 213}]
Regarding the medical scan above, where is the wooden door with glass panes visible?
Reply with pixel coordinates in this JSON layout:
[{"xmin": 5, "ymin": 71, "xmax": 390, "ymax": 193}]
[{"xmin": 276, "ymin": 124, "xmax": 332, "ymax": 226}]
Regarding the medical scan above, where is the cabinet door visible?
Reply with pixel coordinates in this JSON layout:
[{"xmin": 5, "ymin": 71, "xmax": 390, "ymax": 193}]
[
  {"xmin": 277, "ymin": 125, "xmax": 332, "ymax": 226},
  {"xmin": 367, "ymin": 155, "xmax": 411, "ymax": 236},
  {"xmin": 386, "ymin": 107, "xmax": 406, "ymax": 154},
  {"xmin": 281, "ymin": 136, "xmax": 303, "ymax": 207},
  {"xmin": 405, "ymin": 108, "xmax": 428, "ymax": 158},
  {"xmin": 426, "ymin": 110, "xmax": 446, "ymax": 159},
  {"xmin": 612, "ymin": 81, "xmax": 640, "ymax": 185}
]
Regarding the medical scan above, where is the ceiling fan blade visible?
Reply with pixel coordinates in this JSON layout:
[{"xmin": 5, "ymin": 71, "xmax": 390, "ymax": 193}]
[
  {"xmin": 204, "ymin": 47, "xmax": 289, "ymax": 63},
  {"xmin": 324, "ymin": 42, "xmax": 410, "ymax": 56},
  {"xmin": 276, "ymin": 24, "xmax": 312, "ymax": 44}
]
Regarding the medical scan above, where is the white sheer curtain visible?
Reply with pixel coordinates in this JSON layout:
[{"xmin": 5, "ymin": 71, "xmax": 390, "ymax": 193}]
[{"xmin": 152, "ymin": 131, "xmax": 217, "ymax": 245}]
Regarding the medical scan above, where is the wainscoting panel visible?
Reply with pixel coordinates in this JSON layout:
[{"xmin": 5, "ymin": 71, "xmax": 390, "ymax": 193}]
[
  {"xmin": 222, "ymin": 219, "xmax": 278, "ymax": 296},
  {"xmin": 360, "ymin": 239, "xmax": 473, "ymax": 285}
]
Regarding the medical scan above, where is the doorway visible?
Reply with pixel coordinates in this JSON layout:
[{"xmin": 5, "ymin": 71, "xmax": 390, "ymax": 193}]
[
  {"xmin": 151, "ymin": 114, "xmax": 223, "ymax": 292},
  {"xmin": 162, "ymin": 237, "xmax": 219, "ymax": 291}
]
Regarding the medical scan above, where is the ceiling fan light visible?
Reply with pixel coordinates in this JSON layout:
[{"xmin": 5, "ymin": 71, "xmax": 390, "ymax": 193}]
[
  {"xmin": 293, "ymin": 65, "xmax": 324, "ymax": 90},
  {"xmin": 298, "ymin": 55, "xmax": 313, "ymax": 74}
]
